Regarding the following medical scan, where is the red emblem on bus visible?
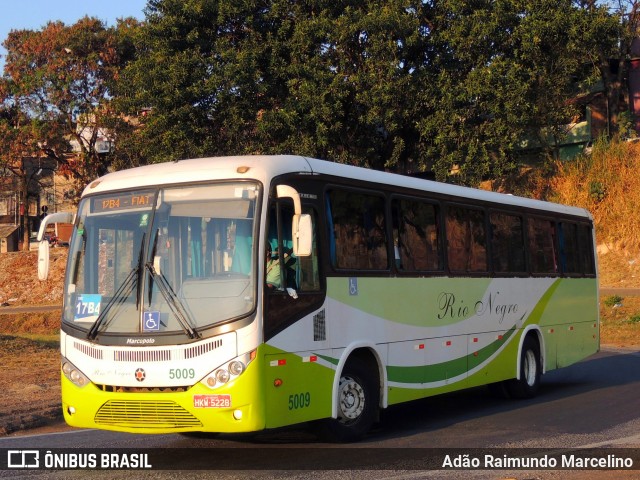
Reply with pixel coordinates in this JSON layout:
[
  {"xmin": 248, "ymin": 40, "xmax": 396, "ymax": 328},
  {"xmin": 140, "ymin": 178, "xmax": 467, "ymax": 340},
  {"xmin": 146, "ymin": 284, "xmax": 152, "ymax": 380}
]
[{"xmin": 135, "ymin": 368, "xmax": 146, "ymax": 382}]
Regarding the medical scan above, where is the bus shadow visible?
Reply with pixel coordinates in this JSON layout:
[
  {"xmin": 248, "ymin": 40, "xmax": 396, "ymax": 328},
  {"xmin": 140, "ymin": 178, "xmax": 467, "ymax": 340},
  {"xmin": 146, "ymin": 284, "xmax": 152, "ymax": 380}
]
[
  {"xmin": 179, "ymin": 347, "xmax": 640, "ymax": 446},
  {"xmin": 367, "ymin": 347, "xmax": 640, "ymax": 444}
]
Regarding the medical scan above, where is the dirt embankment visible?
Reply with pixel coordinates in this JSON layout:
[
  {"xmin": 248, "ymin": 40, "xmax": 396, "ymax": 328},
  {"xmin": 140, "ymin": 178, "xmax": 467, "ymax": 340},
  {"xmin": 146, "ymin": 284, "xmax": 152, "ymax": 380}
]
[
  {"xmin": 0, "ymin": 249, "xmax": 66, "ymax": 435},
  {"xmin": 0, "ymin": 249, "xmax": 66, "ymax": 307}
]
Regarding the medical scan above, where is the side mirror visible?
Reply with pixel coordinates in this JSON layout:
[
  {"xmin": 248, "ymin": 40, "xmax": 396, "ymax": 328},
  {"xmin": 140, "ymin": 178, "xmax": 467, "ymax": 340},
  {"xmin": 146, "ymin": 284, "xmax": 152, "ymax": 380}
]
[
  {"xmin": 276, "ymin": 184, "xmax": 313, "ymax": 257},
  {"xmin": 37, "ymin": 212, "xmax": 74, "ymax": 281},
  {"xmin": 37, "ymin": 240, "xmax": 50, "ymax": 281},
  {"xmin": 293, "ymin": 213, "xmax": 312, "ymax": 257}
]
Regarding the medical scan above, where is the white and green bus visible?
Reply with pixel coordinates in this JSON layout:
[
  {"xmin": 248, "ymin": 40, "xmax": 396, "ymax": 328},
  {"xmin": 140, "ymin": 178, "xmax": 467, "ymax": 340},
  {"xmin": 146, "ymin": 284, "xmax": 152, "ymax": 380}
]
[{"xmin": 38, "ymin": 155, "xmax": 598, "ymax": 441}]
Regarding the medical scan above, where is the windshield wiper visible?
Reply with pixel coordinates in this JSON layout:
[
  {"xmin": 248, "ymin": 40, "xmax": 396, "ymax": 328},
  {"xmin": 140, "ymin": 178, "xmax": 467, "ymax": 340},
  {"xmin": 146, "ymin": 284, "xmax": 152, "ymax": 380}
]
[
  {"xmin": 87, "ymin": 233, "xmax": 145, "ymax": 341},
  {"xmin": 145, "ymin": 262, "xmax": 200, "ymax": 339},
  {"xmin": 87, "ymin": 265, "xmax": 137, "ymax": 341}
]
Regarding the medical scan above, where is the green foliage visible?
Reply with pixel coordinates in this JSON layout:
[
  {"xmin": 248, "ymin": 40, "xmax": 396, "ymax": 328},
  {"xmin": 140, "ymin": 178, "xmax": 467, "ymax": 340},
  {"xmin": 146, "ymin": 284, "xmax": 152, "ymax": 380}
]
[
  {"xmin": 1, "ymin": 17, "xmax": 141, "ymax": 190},
  {"xmin": 604, "ymin": 295, "xmax": 623, "ymax": 307},
  {"xmin": 1, "ymin": 1, "xmax": 625, "ymax": 189},
  {"xmin": 588, "ymin": 181, "xmax": 606, "ymax": 202},
  {"xmin": 617, "ymin": 111, "xmax": 637, "ymax": 140},
  {"xmin": 628, "ymin": 314, "xmax": 640, "ymax": 324},
  {"xmin": 113, "ymin": 0, "xmax": 620, "ymax": 185}
]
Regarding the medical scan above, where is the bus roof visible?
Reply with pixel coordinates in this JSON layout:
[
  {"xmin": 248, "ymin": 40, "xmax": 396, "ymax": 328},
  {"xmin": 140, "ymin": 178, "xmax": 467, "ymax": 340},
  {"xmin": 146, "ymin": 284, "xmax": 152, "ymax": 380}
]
[{"xmin": 83, "ymin": 155, "xmax": 591, "ymax": 220}]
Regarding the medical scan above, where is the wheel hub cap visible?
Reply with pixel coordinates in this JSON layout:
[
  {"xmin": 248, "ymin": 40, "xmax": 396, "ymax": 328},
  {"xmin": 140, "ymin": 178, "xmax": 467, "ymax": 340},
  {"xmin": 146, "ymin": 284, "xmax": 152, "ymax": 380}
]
[{"xmin": 338, "ymin": 375, "xmax": 365, "ymax": 422}]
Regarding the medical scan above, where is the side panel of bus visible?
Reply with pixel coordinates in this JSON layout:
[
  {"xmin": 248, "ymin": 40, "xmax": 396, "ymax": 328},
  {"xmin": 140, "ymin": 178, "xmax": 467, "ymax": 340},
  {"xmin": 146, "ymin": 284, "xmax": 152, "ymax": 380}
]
[
  {"xmin": 262, "ymin": 173, "xmax": 598, "ymax": 428},
  {"xmin": 263, "ymin": 277, "xmax": 598, "ymax": 420}
]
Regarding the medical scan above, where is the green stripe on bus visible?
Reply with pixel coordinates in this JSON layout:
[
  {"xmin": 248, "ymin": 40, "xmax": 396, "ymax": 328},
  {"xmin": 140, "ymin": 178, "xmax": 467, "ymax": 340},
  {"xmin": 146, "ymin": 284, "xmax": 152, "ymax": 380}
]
[
  {"xmin": 386, "ymin": 326, "xmax": 516, "ymax": 384},
  {"xmin": 523, "ymin": 278, "xmax": 562, "ymax": 326}
]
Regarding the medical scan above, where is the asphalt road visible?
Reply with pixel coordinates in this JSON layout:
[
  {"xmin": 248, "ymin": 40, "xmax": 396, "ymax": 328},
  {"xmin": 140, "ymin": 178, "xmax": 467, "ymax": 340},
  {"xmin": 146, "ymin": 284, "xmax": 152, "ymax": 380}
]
[{"xmin": 1, "ymin": 346, "xmax": 639, "ymax": 479}]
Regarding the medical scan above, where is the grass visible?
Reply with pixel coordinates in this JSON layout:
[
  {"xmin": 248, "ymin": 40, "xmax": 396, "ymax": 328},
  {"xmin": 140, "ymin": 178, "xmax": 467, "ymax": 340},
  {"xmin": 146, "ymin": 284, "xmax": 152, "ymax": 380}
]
[
  {"xmin": 603, "ymin": 295, "xmax": 623, "ymax": 307},
  {"xmin": 599, "ymin": 296, "xmax": 640, "ymax": 347},
  {"xmin": 552, "ymin": 139, "xmax": 640, "ymax": 253},
  {"xmin": 11, "ymin": 333, "xmax": 59, "ymax": 348}
]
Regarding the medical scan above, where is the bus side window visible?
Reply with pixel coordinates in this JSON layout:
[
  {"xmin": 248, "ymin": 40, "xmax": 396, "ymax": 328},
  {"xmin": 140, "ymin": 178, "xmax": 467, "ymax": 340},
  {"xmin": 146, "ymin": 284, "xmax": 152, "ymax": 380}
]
[
  {"xmin": 297, "ymin": 207, "xmax": 320, "ymax": 291},
  {"xmin": 558, "ymin": 222, "xmax": 580, "ymax": 275},
  {"xmin": 528, "ymin": 217, "xmax": 558, "ymax": 274},
  {"xmin": 266, "ymin": 202, "xmax": 320, "ymax": 292},
  {"xmin": 577, "ymin": 224, "xmax": 595, "ymax": 275},
  {"xmin": 392, "ymin": 198, "xmax": 442, "ymax": 272},
  {"xmin": 327, "ymin": 189, "xmax": 388, "ymax": 270},
  {"xmin": 490, "ymin": 212, "xmax": 526, "ymax": 274},
  {"xmin": 446, "ymin": 205, "xmax": 487, "ymax": 273}
]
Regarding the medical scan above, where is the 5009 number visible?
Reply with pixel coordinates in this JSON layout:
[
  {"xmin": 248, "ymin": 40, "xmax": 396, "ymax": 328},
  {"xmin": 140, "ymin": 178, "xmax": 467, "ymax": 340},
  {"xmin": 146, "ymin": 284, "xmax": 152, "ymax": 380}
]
[
  {"xmin": 288, "ymin": 392, "xmax": 311, "ymax": 410},
  {"xmin": 169, "ymin": 368, "xmax": 195, "ymax": 380}
]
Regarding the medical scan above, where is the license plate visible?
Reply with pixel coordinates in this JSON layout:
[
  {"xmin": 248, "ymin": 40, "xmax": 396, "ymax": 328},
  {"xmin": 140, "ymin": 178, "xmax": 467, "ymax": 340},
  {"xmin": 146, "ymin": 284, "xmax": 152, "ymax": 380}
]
[{"xmin": 193, "ymin": 394, "xmax": 231, "ymax": 408}]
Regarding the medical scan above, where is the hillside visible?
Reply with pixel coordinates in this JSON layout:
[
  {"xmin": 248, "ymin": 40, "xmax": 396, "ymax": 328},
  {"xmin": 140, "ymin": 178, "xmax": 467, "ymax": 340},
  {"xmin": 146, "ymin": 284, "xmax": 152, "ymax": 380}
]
[
  {"xmin": 0, "ymin": 249, "xmax": 66, "ymax": 306},
  {"xmin": 0, "ymin": 250, "xmax": 65, "ymax": 434},
  {"xmin": 551, "ymin": 139, "xmax": 640, "ymax": 288}
]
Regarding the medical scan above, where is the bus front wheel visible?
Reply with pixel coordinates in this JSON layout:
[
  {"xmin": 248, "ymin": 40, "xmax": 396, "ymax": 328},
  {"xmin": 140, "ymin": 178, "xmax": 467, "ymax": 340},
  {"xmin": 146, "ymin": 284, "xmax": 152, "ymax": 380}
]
[
  {"xmin": 320, "ymin": 357, "xmax": 379, "ymax": 442},
  {"xmin": 507, "ymin": 336, "xmax": 541, "ymax": 399}
]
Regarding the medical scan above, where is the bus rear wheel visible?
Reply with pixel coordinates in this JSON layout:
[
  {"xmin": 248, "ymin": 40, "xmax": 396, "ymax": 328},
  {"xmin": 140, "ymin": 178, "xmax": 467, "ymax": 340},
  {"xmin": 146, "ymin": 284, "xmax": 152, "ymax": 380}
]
[
  {"xmin": 507, "ymin": 336, "xmax": 541, "ymax": 399},
  {"xmin": 320, "ymin": 357, "xmax": 379, "ymax": 443}
]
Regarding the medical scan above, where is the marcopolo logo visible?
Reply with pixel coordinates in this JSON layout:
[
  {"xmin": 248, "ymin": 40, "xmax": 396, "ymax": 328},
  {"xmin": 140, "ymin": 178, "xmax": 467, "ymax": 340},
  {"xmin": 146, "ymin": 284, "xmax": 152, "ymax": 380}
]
[
  {"xmin": 7, "ymin": 450, "xmax": 39, "ymax": 468},
  {"xmin": 126, "ymin": 338, "xmax": 155, "ymax": 345}
]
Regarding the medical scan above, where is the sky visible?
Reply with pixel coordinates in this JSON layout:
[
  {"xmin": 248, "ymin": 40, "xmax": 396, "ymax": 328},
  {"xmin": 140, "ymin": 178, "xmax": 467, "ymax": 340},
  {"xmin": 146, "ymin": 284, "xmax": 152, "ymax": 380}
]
[{"xmin": 0, "ymin": 0, "xmax": 149, "ymax": 69}]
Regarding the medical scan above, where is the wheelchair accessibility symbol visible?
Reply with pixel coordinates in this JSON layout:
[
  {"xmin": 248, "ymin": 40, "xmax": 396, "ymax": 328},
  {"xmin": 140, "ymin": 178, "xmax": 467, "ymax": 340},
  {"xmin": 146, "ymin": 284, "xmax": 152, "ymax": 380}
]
[
  {"xmin": 349, "ymin": 277, "xmax": 358, "ymax": 296},
  {"xmin": 144, "ymin": 311, "xmax": 161, "ymax": 332}
]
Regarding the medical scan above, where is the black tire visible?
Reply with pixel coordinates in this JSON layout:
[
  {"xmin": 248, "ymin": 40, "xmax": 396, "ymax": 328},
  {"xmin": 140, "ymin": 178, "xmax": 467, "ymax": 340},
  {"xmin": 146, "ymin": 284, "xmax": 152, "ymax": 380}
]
[
  {"xmin": 319, "ymin": 357, "xmax": 379, "ymax": 443},
  {"xmin": 487, "ymin": 380, "xmax": 510, "ymax": 399},
  {"xmin": 507, "ymin": 335, "xmax": 541, "ymax": 399}
]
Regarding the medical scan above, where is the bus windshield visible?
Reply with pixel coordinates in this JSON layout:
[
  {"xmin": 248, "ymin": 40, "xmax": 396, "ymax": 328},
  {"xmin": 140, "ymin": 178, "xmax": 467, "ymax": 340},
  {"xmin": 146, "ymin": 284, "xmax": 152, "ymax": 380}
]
[{"xmin": 63, "ymin": 182, "xmax": 260, "ymax": 337}]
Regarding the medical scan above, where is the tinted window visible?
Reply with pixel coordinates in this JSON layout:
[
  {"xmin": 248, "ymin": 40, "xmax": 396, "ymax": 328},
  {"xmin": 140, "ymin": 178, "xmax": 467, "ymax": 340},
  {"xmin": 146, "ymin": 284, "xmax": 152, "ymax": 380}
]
[
  {"xmin": 327, "ymin": 189, "xmax": 388, "ymax": 270},
  {"xmin": 559, "ymin": 222, "xmax": 580, "ymax": 274},
  {"xmin": 490, "ymin": 212, "xmax": 526, "ymax": 273},
  {"xmin": 392, "ymin": 199, "xmax": 442, "ymax": 271},
  {"xmin": 577, "ymin": 224, "xmax": 595, "ymax": 275},
  {"xmin": 446, "ymin": 206, "xmax": 487, "ymax": 273},
  {"xmin": 528, "ymin": 217, "xmax": 558, "ymax": 274}
]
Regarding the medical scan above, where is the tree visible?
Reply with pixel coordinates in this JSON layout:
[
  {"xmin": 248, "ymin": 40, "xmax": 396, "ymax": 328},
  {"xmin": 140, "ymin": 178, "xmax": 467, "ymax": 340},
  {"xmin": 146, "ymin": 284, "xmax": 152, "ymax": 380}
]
[
  {"xmin": 0, "ymin": 17, "xmax": 139, "ymax": 248},
  {"xmin": 416, "ymin": 0, "xmax": 620, "ymax": 184},
  {"xmin": 116, "ymin": 0, "xmax": 255, "ymax": 163},
  {"xmin": 119, "ymin": 0, "xmax": 620, "ymax": 186},
  {"xmin": 254, "ymin": 1, "xmax": 429, "ymax": 173},
  {"xmin": 582, "ymin": 0, "xmax": 640, "ymax": 138},
  {"xmin": 117, "ymin": 0, "xmax": 430, "ymax": 171}
]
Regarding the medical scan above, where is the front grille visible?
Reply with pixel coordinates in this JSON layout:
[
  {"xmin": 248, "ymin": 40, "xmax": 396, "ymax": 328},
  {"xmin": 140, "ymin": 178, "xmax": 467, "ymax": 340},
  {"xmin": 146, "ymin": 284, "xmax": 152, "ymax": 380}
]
[
  {"xmin": 184, "ymin": 339, "xmax": 223, "ymax": 359},
  {"xmin": 113, "ymin": 349, "xmax": 172, "ymax": 362},
  {"xmin": 95, "ymin": 384, "xmax": 189, "ymax": 393},
  {"xmin": 95, "ymin": 400, "xmax": 202, "ymax": 429},
  {"xmin": 74, "ymin": 342, "xmax": 103, "ymax": 360}
]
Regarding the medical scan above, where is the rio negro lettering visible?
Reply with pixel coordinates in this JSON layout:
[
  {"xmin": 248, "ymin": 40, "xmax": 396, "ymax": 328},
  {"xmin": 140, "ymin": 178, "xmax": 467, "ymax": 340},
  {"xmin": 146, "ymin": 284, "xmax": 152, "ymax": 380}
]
[{"xmin": 437, "ymin": 291, "xmax": 525, "ymax": 324}]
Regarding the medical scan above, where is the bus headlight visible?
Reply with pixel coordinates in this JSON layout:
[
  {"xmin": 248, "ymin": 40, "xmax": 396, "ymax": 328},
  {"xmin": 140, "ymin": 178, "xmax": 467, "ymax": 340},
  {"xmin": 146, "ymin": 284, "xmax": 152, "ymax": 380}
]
[
  {"xmin": 61, "ymin": 358, "xmax": 89, "ymax": 388},
  {"xmin": 215, "ymin": 369, "xmax": 230, "ymax": 384},
  {"xmin": 200, "ymin": 350, "xmax": 254, "ymax": 390},
  {"xmin": 228, "ymin": 360, "xmax": 245, "ymax": 376}
]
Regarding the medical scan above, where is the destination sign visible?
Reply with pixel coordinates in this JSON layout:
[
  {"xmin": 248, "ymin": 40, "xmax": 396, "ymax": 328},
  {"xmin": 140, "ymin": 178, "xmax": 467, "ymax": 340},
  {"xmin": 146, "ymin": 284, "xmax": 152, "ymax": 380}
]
[{"xmin": 91, "ymin": 192, "xmax": 154, "ymax": 213}]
